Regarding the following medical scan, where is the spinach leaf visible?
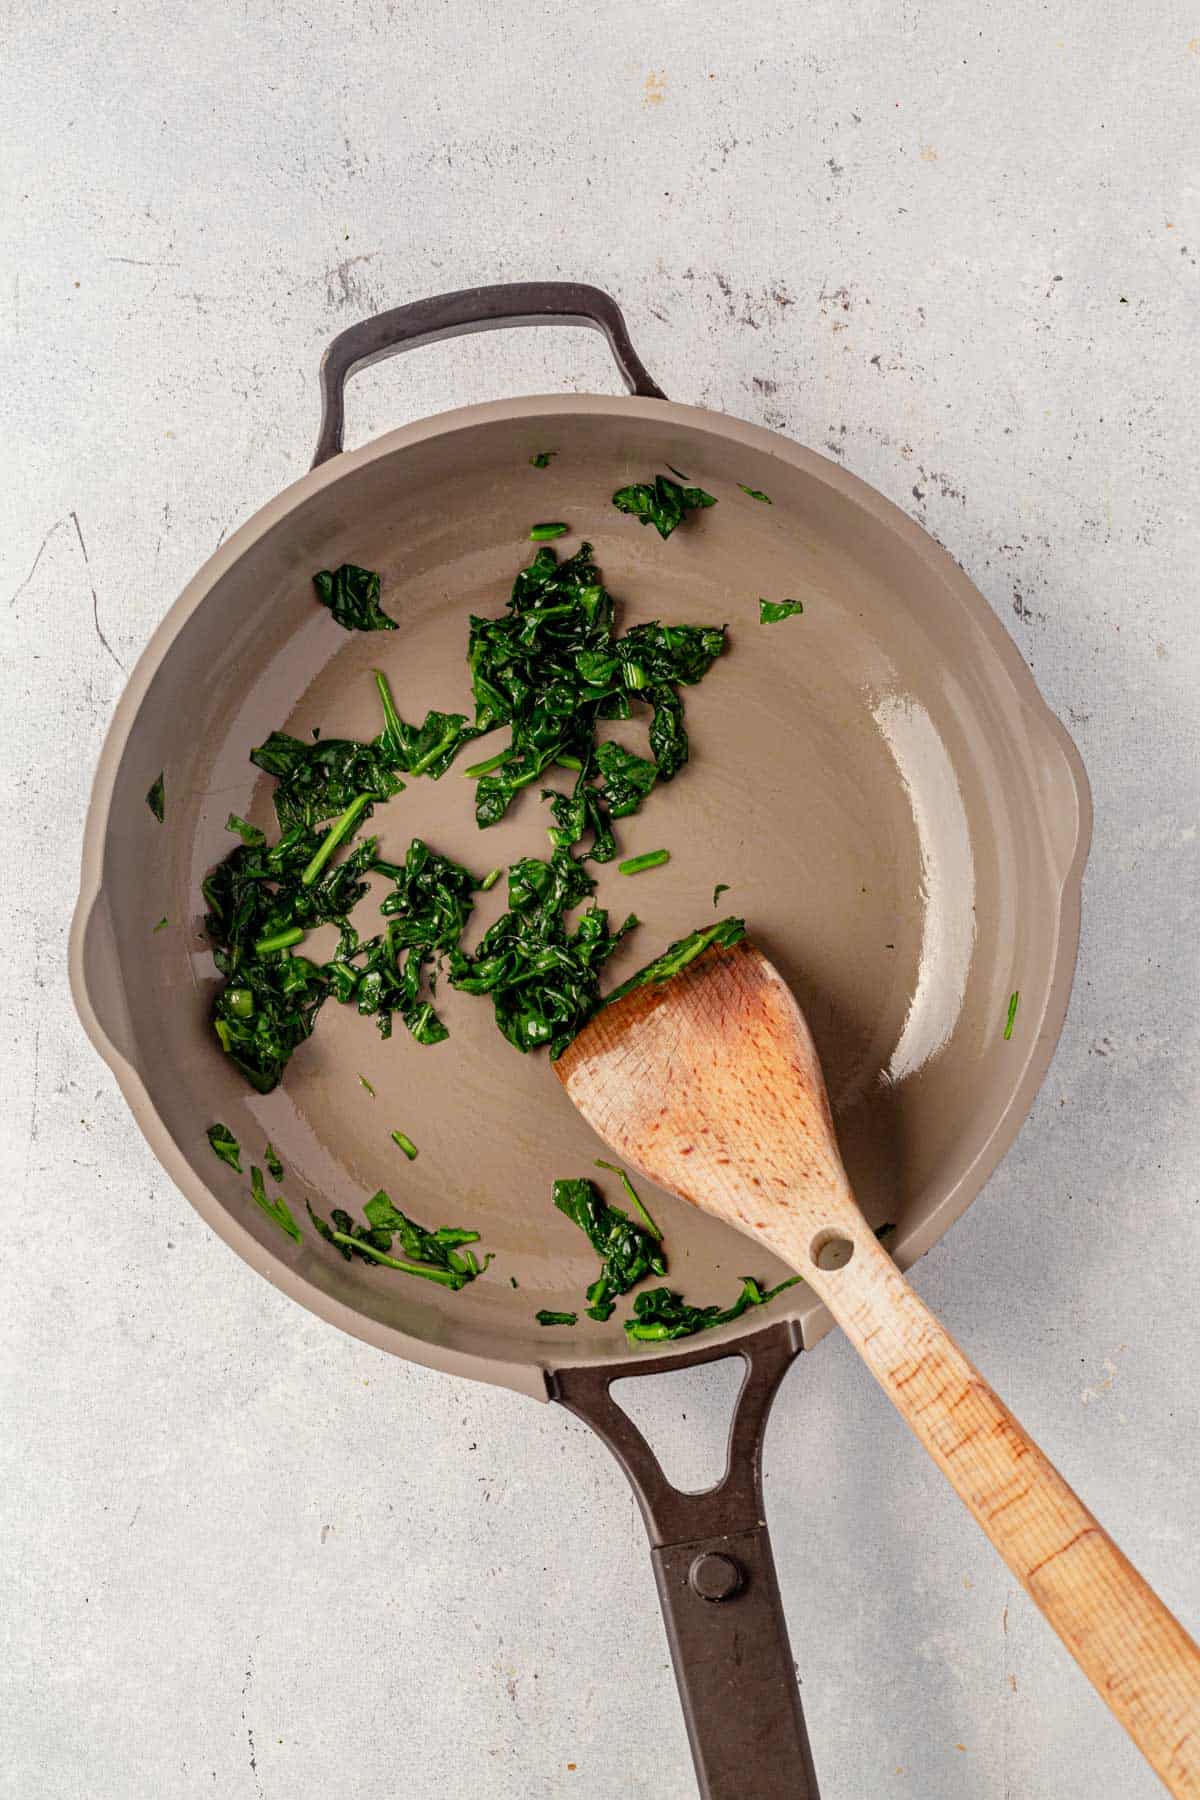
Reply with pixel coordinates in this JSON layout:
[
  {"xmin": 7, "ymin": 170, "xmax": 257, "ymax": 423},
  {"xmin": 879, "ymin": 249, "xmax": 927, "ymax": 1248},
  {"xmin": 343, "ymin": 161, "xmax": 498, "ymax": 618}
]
[
  {"xmin": 391, "ymin": 1130, "xmax": 418, "ymax": 1160},
  {"xmin": 153, "ymin": 916, "xmax": 168, "ymax": 933},
  {"xmin": 602, "ymin": 916, "xmax": 746, "ymax": 1009},
  {"xmin": 536, "ymin": 1310, "xmax": 578, "ymax": 1327},
  {"xmin": 146, "ymin": 773, "xmax": 165, "ymax": 822},
  {"xmin": 530, "ymin": 451, "xmax": 556, "ymax": 468},
  {"xmin": 625, "ymin": 1274, "xmax": 802, "ymax": 1342},
  {"xmin": 1004, "ymin": 990, "xmax": 1020, "ymax": 1040},
  {"xmin": 529, "ymin": 522, "xmax": 569, "ymax": 541},
  {"xmin": 248, "ymin": 1165, "xmax": 303, "ymax": 1244},
  {"xmin": 712, "ymin": 883, "xmax": 729, "ymax": 907},
  {"xmin": 225, "ymin": 813, "xmax": 265, "ymax": 847},
  {"xmin": 307, "ymin": 1191, "xmax": 489, "ymax": 1288},
  {"xmin": 251, "ymin": 731, "xmax": 403, "ymax": 832},
  {"xmin": 612, "ymin": 474, "xmax": 717, "ymax": 539},
  {"xmin": 593, "ymin": 1160, "xmax": 661, "ymax": 1239},
  {"xmin": 331, "ymin": 837, "xmax": 480, "ymax": 1046},
  {"xmin": 374, "ymin": 671, "xmax": 476, "ymax": 779},
  {"xmin": 449, "ymin": 847, "xmax": 636, "ymax": 1056},
  {"xmin": 759, "ymin": 599, "xmax": 804, "ymax": 623},
  {"xmin": 313, "ymin": 563, "xmax": 397, "ymax": 632},
  {"xmin": 738, "ymin": 484, "xmax": 772, "ymax": 504},
  {"xmin": 553, "ymin": 1176, "xmax": 667, "ymax": 1320},
  {"xmin": 462, "ymin": 541, "xmax": 725, "ymax": 857},
  {"xmin": 265, "ymin": 1142, "xmax": 284, "ymax": 1183},
  {"xmin": 206, "ymin": 1122, "xmax": 242, "ymax": 1173}
]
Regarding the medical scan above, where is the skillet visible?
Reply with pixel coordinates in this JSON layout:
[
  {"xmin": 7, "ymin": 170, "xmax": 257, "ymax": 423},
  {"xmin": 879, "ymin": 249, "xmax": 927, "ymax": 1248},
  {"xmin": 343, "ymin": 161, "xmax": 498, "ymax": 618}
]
[{"xmin": 69, "ymin": 283, "xmax": 1091, "ymax": 1797}]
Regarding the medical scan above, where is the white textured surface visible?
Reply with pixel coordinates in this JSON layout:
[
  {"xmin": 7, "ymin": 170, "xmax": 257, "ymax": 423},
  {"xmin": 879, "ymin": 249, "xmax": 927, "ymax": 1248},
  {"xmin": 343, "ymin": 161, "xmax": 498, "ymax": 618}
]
[{"xmin": 3, "ymin": 5, "xmax": 1199, "ymax": 1797}]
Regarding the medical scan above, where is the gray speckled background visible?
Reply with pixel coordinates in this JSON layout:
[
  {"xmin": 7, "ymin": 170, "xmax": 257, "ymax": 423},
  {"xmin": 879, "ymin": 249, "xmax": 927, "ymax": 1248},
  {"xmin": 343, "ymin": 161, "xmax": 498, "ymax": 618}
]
[{"xmin": 2, "ymin": 5, "xmax": 1198, "ymax": 1796}]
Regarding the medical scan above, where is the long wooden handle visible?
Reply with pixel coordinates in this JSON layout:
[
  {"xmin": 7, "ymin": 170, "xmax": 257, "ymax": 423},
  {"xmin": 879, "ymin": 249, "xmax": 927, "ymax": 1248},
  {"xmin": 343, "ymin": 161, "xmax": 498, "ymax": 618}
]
[{"xmin": 801, "ymin": 1218, "xmax": 1200, "ymax": 1796}]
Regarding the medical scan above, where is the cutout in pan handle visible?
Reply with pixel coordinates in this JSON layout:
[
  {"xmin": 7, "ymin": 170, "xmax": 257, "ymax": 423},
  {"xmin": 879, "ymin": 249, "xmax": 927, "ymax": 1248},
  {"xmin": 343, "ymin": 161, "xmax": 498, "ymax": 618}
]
[
  {"xmin": 312, "ymin": 281, "xmax": 667, "ymax": 467},
  {"xmin": 550, "ymin": 1321, "xmax": 820, "ymax": 1800}
]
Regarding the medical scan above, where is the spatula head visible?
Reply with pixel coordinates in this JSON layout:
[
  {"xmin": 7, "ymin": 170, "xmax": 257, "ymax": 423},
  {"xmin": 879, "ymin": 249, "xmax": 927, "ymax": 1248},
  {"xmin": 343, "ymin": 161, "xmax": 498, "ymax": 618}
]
[{"xmin": 555, "ymin": 938, "xmax": 855, "ymax": 1263}]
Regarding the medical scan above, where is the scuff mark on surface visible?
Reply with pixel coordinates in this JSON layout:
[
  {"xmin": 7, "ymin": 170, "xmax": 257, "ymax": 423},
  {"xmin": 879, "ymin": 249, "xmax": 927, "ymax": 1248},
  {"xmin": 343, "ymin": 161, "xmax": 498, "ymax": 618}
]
[
  {"xmin": 71, "ymin": 511, "xmax": 124, "ymax": 670},
  {"xmin": 8, "ymin": 517, "xmax": 70, "ymax": 610},
  {"xmin": 324, "ymin": 252, "xmax": 379, "ymax": 310},
  {"xmin": 643, "ymin": 70, "xmax": 667, "ymax": 106}
]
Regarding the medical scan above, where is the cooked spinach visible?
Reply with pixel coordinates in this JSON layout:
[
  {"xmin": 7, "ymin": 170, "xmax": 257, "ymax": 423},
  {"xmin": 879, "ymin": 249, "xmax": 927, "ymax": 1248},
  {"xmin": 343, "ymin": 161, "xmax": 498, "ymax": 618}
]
[
  {"xmin": 146, "ymin": 773, "xmax": 164, "ymax": 822},
  {"xmin": 1004, "ymin": 990, "xmax": 1020, "ymax": 1040},
  {"xmin": 529, "ymin": 522, "xmax": 569, "ymax": 541},
  {"xmin": 553, "ymin": 1176, "xmax": 667, "ymax": 1321},
  {"xmin": 248, "ymin": 1165, "xmax": 303, "ymax": 1244},
  {"xmin": 602, "ymin": 916, "xmax": 746, "ymax": 1010},
  {"xmin": 593, "ymin": 1160, "xmax": 661, "ymax": 1239},
  {"xmin": 612, "ymin": 474, "xmax": 717, "ymax": 540},
  {"xmin": 712, "ymin": 883, "xmax": 729, "ymax": 907},
  {"xmin": 618, "ymin": 849, "xmax": 669, "ymax": 876},
  {"xmin": 357, "ymin": 1074, "xmax": 376, "ymax": 1096},
  {"xmin": 251, "ymin": 730, "xmax": 404, "ymax": 832},
  {"xmin": 329, "ymin": 837, "xmax": 481, "ymax": 1046},
  {"xmin": 530, "ymin": 451, "xmax": 556, "ymax": 468},
  {"xmin": 313, "ymin": 563, "xmax": 397, "ymax": 632},
  {"xmin": 461, "ymin": 541, "xmax": 725, "ymax": 857},
  {"xmin": 374, "ymin": 671, "xmax": 475, "ymax": 779},
  {"xmin": 536, "ymin": 1309, "xmax": 578, "ymax": 1327},
  {"xmin": 206, "ymin": 1122, "xmax": 242, "ymax": 1173},
  {"xmin": 739, "ymin": 484, "xmax": 772, "ymax": 504},
  {"xmin": 449, "ymin": 847, "xmax": 637, "ymax": 1056},
  {"xmin": 306, "ymin": 1191, "xmax": 489, "ymax": 1288},
  {"xmin": 265, "ymin": 1142, "xmax": 285, "ymax": 1183},
  {"xmin": 153, "ymin": 916, "xmax": 168, "ymax": 933},
  {"xmin": 625, "ymin": 1275, "xmax": 802, "ymax": 1342},
  {"xmin": 391, "ymin": 1130, "xmax": 419, "ymax": 1160},
  {"xmin": 759, "ymin": 599, "xmax": 804, "ymax": 623}
]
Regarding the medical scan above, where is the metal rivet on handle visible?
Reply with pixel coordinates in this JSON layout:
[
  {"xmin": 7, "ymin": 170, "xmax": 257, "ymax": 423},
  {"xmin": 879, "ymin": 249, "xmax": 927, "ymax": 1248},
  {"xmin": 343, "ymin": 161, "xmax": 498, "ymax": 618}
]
[{"xmin": 689, "ymin": 1552, "xmax": 743, "ymax": 1602}]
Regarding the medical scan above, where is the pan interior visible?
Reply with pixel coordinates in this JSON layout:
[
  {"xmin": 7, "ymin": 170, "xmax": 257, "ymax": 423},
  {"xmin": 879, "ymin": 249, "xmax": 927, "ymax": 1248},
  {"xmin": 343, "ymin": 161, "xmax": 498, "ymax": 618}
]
[{"xmin": 81, "ymin": 402, "xmax": 1084, "ymax": 1385}]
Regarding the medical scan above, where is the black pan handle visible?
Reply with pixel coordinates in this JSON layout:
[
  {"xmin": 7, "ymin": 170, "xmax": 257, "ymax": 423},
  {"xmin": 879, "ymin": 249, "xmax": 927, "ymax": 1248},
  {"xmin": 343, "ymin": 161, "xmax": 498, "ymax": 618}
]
[
  {"xmin": 550, "ymin": 1322, "xmax": 819, "ymax": 1800},
  {"xmin": 312, "ymin": 281, "xmax": 667, "ymax": 467}
]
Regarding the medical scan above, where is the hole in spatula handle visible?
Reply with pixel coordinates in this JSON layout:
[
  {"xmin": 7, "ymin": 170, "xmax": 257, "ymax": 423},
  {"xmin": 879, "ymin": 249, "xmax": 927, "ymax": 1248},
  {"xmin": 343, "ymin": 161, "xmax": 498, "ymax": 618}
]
[{"xmin": 811, "ymin": 1232, "xmax": 855, "ymax": 1271}]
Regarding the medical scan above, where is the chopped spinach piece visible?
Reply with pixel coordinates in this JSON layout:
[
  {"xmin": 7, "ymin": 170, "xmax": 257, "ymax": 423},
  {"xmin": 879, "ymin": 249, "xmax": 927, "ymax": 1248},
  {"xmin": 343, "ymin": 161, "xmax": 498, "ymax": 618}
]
[
  {"xmin": 146, "ymin": 773, "xmax": 165, "ymax": 822},
  {"xmin": 759, "ymin": 599, "xmax": 804, "ymax": 623},
  {"xmin": 461, "ymin": 540, "xmax": 725, "ymax": 856},
  {"xmin": 391, "ymin": 1130, "xmax": 419, "ymax": 1160},
  {"xmin": 603, "ymin": 916, "xmax": 746, "ymax": 1009},
  {"xmin": 618, "ymin": 849, "xmax": 669, "ymax": 876},
  {"xmin": 153, "ymin": 916, "xmax": 168, "ymax": 933},
  {"xmin": 536, "ymin": 1310, "xmax": 578, "ymax": 1327},
  {"xmin": 612, "ymin": 474, "xmax": 717, "ymax": 540},
  {"xmin": 265, "ymin": 1142, "xmax": 284, "ymax": 1183},
  {"xmin": 530, "ymin": 451, "xmax": 556, "ymax": 468},
  {"xmin": 251, "ymin": 730, "xmax": 403, "ymax": 833},
  {"xmin": 593, "ymin": 1160, "xmax": 661, "ymax": 1239},
  {"xmin": 712, "ymin": 883, "xmax": 729, "ymax": 907},
  {"xmin": 625, "ymin": 1275, "xmax": 802, "ymax": 1342},
  {"xmin": 248, "ymin": 1165, "xmax": 302, "ymax": 1244},
  {"xmin": 225, "ymin": 813, "xmax": 265, "ymax": 847},
  {"xmin": 530, "ymin": 522, "xmax": 569, "ymax": 541},
  {"xmin": 307, "ymin": 1191, "xmax": 489, "ymax": 1288},
  {"xmin": 313, "ymin": 562, "xmax": 397, "ymax": 632},
  {"xmin": 357, "ymin": 1074, "xmax": 376, "ymax": 1096},
  {"xmin": 206, "ymin": 1122, "xmax": 242, "ymax": 1174},
  {"xmin": 1004, "ymin": 990, "xmax": 1020, "ymax": 1040},
  {"xmin": 480, "ymin": 867, "xmax": 502, "ymax": 892},
  {"xmin": 738, "ymin": 484, "xmax": 772, "ymax": 504},
  {"xmin": 332, "ymin": 837, "xmax": 481, "ymax": 1046},
  {"xmin": 450, "ymin": 847, "xmax": 637, "ymax": 1056},
  {"xmin": 553, "ymin": 1176, "xmax": 666, "ymax": 1321},
  {"xmin": 374, "ymin": 671, "xmax": 476, "ymax": 779}
]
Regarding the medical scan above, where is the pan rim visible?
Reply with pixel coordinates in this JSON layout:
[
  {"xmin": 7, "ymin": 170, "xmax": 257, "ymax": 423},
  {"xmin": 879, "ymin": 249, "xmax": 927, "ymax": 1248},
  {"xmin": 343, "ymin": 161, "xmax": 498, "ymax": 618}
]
[{"xmin": 69, "ymin": 392, "xmax": 1092, "ymax": 1400}]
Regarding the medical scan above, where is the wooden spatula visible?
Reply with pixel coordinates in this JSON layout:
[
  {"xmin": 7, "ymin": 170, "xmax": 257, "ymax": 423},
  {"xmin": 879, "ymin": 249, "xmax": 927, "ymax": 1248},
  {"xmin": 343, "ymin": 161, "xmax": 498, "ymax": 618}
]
[{"xmin": 556, "ymin": 935, "xmax": 1200, "ymax": 1797}]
